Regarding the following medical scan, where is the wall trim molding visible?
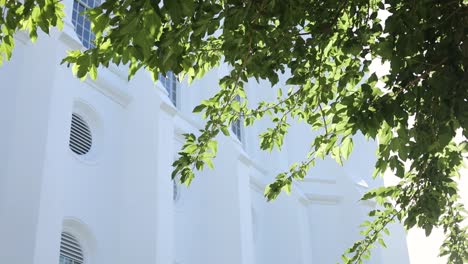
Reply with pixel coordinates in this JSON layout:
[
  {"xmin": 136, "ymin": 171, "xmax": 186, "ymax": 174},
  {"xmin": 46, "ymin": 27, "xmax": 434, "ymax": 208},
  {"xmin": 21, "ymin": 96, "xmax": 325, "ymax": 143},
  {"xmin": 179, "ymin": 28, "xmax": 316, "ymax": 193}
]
[
  {"xmin": 302, "ymin": 177, "xmax": 337, "ymax": 184},
  {"xmin": 300, "ymin": 193, "xmax": 343, "ymax": 205}
]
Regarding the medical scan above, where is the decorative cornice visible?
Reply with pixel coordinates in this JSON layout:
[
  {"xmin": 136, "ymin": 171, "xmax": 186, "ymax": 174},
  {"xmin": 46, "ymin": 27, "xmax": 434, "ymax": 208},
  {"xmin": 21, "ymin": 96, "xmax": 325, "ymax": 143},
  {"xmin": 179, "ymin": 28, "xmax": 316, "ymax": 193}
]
[
  {"xmin": 57, "ymin": 26, "xmax": 133, "ymax": 107},
  {"xmin": 302, "ymin": 177, "xmax": 337, "ymax": 184},
  {"xmin": 83, "ymin": 74, "xmax": 133, "ymax": 108},
  {"xmin": 14, "ymin": 31, "xmax": 30, "ymax": 45},
  {"xmin": 300, "ymin": 193, "xmax": 343, "ymax": 205},
  {"xmin": 159, "ymin": 95, "xmax": 178, "ymax": 117},
  {"xmin": 238, "ymin": 147, "xmax": 253, "ymax": 167},
  {"xmin": 359, "ymin": 199, "xmax": 377, "ymax": 208},
  {"xmin": 249, "ymin": 175, "xmax": 265, "ymax": 194}
]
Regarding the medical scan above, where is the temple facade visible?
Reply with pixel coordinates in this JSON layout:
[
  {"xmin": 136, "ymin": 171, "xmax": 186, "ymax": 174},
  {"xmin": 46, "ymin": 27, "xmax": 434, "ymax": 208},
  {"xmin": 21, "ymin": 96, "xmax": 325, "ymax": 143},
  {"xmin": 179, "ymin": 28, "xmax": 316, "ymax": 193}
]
[{"xmin": 0, "ymin": 1, "xmax": 411, "ymax": 263}]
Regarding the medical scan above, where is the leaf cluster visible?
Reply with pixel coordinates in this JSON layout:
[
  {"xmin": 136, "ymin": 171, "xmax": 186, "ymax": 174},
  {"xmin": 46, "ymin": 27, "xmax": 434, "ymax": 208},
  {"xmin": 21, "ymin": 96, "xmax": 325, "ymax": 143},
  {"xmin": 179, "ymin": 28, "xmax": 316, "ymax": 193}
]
[
  {"xmin": 0, "ymin": 0, "xmax": 64, "ymax": 65},
  {"xmin": 1, "ymin": 0, "xmax": 467, "ymax": 263}
]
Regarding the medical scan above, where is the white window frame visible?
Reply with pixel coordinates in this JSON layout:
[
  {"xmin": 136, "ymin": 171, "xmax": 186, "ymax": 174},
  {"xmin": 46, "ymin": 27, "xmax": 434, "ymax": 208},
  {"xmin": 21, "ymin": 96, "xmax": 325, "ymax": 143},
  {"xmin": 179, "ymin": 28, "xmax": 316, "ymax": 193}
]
[{"xmin": 69, "ymin": 100, "xmax": 102, "ymax": 164}]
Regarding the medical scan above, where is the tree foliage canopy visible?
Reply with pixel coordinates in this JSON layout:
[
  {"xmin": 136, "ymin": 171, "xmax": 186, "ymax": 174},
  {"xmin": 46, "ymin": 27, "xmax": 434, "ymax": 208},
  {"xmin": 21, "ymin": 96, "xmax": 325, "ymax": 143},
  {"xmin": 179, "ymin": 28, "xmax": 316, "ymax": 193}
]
[{"xmin": 1, "ymin": 0, "xmax": 467, "ymax": 263}]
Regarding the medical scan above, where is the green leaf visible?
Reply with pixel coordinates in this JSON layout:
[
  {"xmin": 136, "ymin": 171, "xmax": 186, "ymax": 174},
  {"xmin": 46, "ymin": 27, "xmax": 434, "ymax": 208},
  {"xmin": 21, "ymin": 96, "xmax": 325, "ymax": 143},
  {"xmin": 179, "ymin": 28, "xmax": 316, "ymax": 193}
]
[
  {"xmin": 89, "ymin": 65, "xmax": 98, "ymax": 80},
  {"xmin": 192, "ymin": 104, "xmax": 206, "ymax": 113},
  {"xmin": 1, "ymin": 1, "xmax": 467, "ymax": 263},
  {"xmin": 341, "ymin": 137, "xmax": 354, "ymax": 160}
]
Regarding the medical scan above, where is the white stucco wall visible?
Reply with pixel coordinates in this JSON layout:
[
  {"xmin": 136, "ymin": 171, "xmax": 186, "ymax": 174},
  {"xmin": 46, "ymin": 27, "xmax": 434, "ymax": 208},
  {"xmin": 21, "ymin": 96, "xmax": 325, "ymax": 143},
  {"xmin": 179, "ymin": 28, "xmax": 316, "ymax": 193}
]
[{"xmin": 0, "ymin": 1, "xmax": 413, "ymax": 263}]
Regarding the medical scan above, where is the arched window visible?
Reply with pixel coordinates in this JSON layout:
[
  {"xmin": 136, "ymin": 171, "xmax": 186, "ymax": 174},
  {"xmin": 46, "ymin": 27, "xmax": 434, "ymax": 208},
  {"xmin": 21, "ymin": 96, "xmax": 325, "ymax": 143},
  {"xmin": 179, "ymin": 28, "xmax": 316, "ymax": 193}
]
[
  {"xmin": 59, "ymin": 232, "xmax": 84, "ymax": 264},
  {"xmin": 231, "ymin": 95, "xmax": 242, "ymax": 141},
  {"xmin": 71, "ymin": 0, "xmax": 101, "ymax": 48},
  {"xmin": 159, "ymin": 71, "xmax": 178, "ymax": 106}
]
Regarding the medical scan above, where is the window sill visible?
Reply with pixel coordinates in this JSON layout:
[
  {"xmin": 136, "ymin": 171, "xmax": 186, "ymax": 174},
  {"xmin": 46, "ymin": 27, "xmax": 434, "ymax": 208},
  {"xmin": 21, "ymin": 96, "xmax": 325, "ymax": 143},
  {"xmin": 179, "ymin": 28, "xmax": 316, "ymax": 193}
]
[
  {"xmin": 69, "ymin": 149, "xmax": 100, "ymax": 166},
  {"xmin": 58, "ymin": 22, "xmax": 133, "ymax": 107}
]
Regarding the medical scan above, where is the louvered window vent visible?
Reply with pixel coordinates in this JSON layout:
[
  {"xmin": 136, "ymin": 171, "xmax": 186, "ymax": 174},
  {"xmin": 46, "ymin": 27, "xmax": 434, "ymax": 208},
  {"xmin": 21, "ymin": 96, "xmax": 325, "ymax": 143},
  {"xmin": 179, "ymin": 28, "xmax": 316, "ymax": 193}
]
[
  {"xmin": 69, "ymin": 113, "xmax": 93, "ymax": 155},
  {"xmin": 59, "ymin": 232, "xmax": 84, "ymax": 264}
]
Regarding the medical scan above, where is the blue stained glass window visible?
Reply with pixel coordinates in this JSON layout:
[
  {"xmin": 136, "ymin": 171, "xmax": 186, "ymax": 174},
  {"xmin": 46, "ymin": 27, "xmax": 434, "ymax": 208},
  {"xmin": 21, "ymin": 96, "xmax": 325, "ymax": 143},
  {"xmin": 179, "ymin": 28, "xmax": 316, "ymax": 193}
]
[
  {"xmin": 72, "ymin": 0, "xmax": 100, "ymax": 49},
  {"xmin": 231, "ymin": 95, "xmax": 242, "ymax": 141},
  {"xmin": 159, "ymin": 71, "xmax": 178, "ymax": 106}
]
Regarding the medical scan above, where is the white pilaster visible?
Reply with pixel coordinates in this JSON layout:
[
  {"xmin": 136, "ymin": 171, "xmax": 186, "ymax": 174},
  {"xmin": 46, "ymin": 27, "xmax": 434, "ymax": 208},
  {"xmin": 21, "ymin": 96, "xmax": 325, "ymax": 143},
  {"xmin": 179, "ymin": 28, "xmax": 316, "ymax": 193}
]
[
  {"xmin": 0, "ymin": 30, "xmax": 70, "ymax": 264},
  {"xmin": 119, "ymin": 80, "xmax": 175, "ymax": 264},
  {"xmin": 154, "ymin": 97, "xmax": 177, "ymax": 264},
  {"xmin": 236, "ymin": 154, "xmax": 255, "ymax": 264},
  {"xmin": 297, "ymin": 202, "xmax": 314, "ymax": 264}
]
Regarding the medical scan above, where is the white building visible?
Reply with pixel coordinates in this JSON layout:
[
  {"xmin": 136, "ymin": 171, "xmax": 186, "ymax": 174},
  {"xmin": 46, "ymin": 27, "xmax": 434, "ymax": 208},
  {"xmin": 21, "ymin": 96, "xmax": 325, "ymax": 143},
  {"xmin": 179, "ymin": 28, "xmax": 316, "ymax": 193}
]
[{"xmin": 0, "ymin": 1, "xmax": 412, "ymax": 263}]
